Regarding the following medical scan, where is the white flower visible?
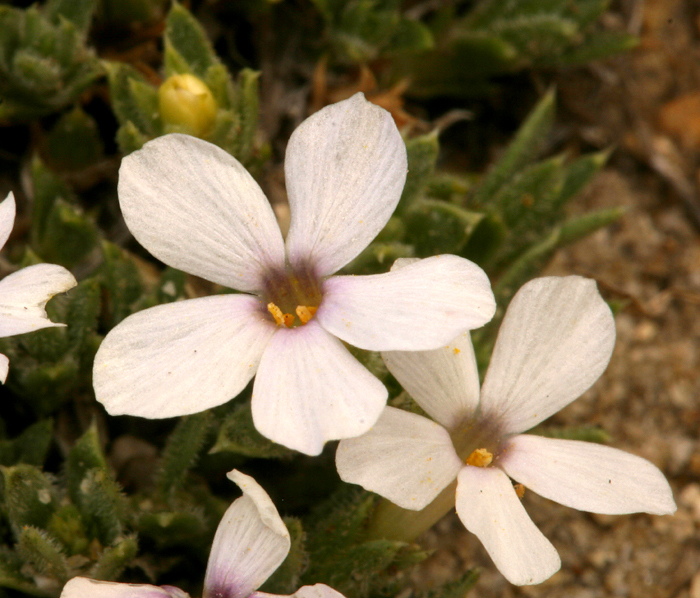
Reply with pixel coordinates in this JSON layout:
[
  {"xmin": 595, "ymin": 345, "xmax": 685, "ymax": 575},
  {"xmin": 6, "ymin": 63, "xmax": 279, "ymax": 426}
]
[
  {"xmin": 93, "ymin": 93, "xmax": 496, "ymax": 455},
  {"xmin": 336, "ymin": 276, "xmax": 676, "ymax": 586},
  {"xmin": 60, "ymin": 470, "xmax": 345, "ymax": 598},
  {"xmin": 0, "ymin": 192, "xmax": 77, "ymax": 382}
]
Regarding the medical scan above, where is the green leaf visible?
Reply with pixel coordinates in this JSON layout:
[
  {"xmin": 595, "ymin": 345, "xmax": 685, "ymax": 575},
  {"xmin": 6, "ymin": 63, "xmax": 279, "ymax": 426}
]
[
  {"xmin": 47, "ymin": 504, "xmax": 89, "ymax": 555},
  {"xmin": 157, "ymin": 411, "xmax": 214, "ymax": 499},
  {"xmin": 67, "ymin": 424, "xmax": 125, "ymax": 545},
  {"xmin": 0, "ymin": 549, "xmax": 46, "ymax": 596},
  {"xmin": 45, "ymin": 0, "xmax": 97, "ymax": 32},
  {"xmin": 398, "ymin": 131, "xmax": 439, "ymax": 212},
  {"xmin": 405, "ymin": 199, "xmax": 484, "ymax": 256},
  {"xmin": 164, "ymin": 2, "xmax": 217, "ymax": 79},
  {"xmin": 260, "ymin": 517, "xmax": 307, "ymax": 595},
  {"xmin": 344, "ymin": 241, "xmax": 414, "ymax": 275},
  {"xmin": 17, "ymin": 526, "xmax": 69, "ymax": 583},
  {"xmin": 1, "ymin": 464, "xmax": 57, "ymax": 535},
  {"xmin": 45, "ymin": 105, "xmax": 104, "ymax": 170},
  {"xmin": 137, "ymin": 509, "xmax": 208, "ymax": 548},
  {"xmin": 88, "ymin": 535, "xmax": 138, "ymax": 581},
  {"xmin": 419, "ymin": 569, "xmax": 480, "ymax": 598},
  {"xmin": 104, "ymin": 61, "xmax": 160, "ymax": 138},
  {"xmin": 469, "ymin": 88, "xmax": 556, "ymax": 210},
  {"xmin": 98, "ymin": 240, "xmax": 144, "ymax": 327},
  {"xmin": 210, "ymin": 402, "xmax": 294, "ymax": 459},
  {"xmin": 0, "ymin": 419, "xmax": 53, "ymax": 467}
]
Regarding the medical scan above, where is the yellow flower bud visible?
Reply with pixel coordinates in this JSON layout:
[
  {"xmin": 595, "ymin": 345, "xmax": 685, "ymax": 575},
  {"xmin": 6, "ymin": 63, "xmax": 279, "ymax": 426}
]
[{"xmin": 158, "ymin": 74, "xmax": 217, "ymax": 137}]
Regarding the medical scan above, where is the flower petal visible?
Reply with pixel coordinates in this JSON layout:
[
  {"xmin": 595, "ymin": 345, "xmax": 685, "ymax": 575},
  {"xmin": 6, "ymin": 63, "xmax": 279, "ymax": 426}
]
[
  {"xmin": 118, "ymin": 134, "xmax": 285, "ymax": 293},
  {"xmin": 499, "ymin": 434, "xmax": 676, "ymax": 515},
  {"xmin": 318, "ymin": 255, "xmax": 496, "ymax": 351},
  {"xmin": 336, "ymin": 406, "xmax": 462, "ymax": 510},
  {"xmin": 0, "ymin": 353, "xmax": 7, "ymax": 384},
  {"xmin": 0, "ymin": 263, "xmax": 77, "ymax": 337},
  {"xmin": 252, "ymin": 320, "xmax": 387, "ymax": 455},
  {"xmin": 381, "ymin": 331, "xmax": 480, "ymax": 430},
  {"xmin": 285, "ymin": 93, "xmax": 407, "ymax": 276},
  {"xmin": 455, "ymin": 466, "xmax": 560, "ymax": 586},
  {"xmin": 204, "ymin": 470, "xmax": 290, "ymax": 598},
  {"xmin": 252, "ymin": 584, "xmax": 347, "ymax": 598},
  {"xmin": 93, "ymin": 294, "xmax": 275, "ymax": 418},
  {"xmin": 60, "ymin": 578, "xmax": 189, "ymax": 598},
  {"xmin": 0, "ymin": 192, "xmax": 16, "ymax": 251},
  {"xmin": 480, "ymin": 276, "xmax": 615, "ymax": 435}
]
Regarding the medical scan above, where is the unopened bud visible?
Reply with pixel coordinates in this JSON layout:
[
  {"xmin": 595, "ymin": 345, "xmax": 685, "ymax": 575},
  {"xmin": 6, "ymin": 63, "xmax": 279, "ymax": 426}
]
[{"xmin": 158, "ymin": 73, "xmax": 217, "ymax": 137}]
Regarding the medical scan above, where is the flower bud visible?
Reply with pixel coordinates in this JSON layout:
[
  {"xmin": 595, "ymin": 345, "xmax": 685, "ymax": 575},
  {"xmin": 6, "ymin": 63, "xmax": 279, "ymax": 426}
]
[{"xmin": 158, "ymin": 73, "xmax": 217, "ymax": 137}]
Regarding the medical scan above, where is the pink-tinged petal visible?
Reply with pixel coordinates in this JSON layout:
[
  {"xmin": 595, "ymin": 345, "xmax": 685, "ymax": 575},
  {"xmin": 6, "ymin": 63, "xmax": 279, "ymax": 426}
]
[
  {"xmin": 381, "ymin": 331, "xmax": 480, "ymax": 430},
  {"xmin": 93, "ymin": 294, "xmax": 275, "ymax": 418},
  {"xmin": 252, "ymin": 320, "xmax": 387, "ymax": 456},
  {"xmin": 336, "ymin": 406, "xmax": 462, "ymax": 510},
  {"xmin": 285, "ymin": 93, "xmax": 407, "ymax": 277},
  {"xmin": 118, "ymin": 134, "xmax": 285, "ymax": 293},
  {"xmin": 0, "ymin": 353, "xmax": 7, "ymax": 384},
  {"xmin": 0, "ymin": 263, "xmax": 77, "ymax": 337},
  {"xmin": 318, "ymin": 255, "xmax": 495, "ymax": 351},
  {"xmin": 499, "ymin": 435, "xmax": 676, "ymax": 515},
  {"xmin": 455, "ymin": 466, "xmax": 560, "ymax": 586},
  {"xmin": 0, "ymin": 192, "xmax": 16, "ymax": 251},
  {"xmin": 204, "ymin": 470, "xmax": 289, "ymax": 598},
  {"xmin": 480, "ymin": 276, "xmax": 615, "ymax": 435},
  {"xmin": 60, "ymin": 578, "xmax": 190, "ymax": 598},
  {"xmin": 252, "ymin": 583, "xmax": 347, "ymax": 598}
]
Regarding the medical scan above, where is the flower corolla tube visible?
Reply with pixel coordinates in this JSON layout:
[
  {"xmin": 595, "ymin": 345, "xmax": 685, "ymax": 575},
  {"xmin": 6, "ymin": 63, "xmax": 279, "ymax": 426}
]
[
  {"xmin": 0, "ymin": 192, "xmax": 77, "ymax": 382},
  {"xmin": 336, "ymin": 275, "xmax": 676, "ymax": 586},
  {"xmin": 92, "ymin": 93, "xmax": 496, "ymax": 455},
  {"xmin": 60, "ymin": 470, "xmax": 346, "ymax": 598}
]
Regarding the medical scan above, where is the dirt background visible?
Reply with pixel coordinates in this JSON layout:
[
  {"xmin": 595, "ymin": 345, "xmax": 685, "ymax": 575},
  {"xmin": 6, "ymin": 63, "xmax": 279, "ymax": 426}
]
[{"xmin": 412, "ymin": 1, "xmax": 700, "ymax": 596}]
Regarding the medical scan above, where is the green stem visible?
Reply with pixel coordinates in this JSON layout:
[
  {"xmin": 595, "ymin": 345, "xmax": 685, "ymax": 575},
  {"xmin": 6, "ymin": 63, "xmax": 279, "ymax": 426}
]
[{"xmin": 364, "ymin": 480, "xmax": 458, "ymax": 543}]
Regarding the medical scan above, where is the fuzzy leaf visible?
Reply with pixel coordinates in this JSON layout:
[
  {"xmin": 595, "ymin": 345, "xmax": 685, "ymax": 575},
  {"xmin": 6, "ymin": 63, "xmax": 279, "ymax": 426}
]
[
  {"xmin": 1, "ymin": 464, "xmax": 57, "ymax": 535},
  {"xmin": 17, "ymin": 526, "xmax": 69, "ymax": 583},
  {"xmin": 88, "ymin": 535, "xmax": 138, "ymax": 581}
]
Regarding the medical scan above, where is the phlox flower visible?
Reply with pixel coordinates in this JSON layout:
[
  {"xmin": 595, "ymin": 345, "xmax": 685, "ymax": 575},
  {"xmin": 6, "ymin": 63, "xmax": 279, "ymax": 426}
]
[
  {"xmin": 0, "ymin": 191, "xmax": 77, "ymax": 382},
  {"xmin": 61, "ymin": 470, "xmax": 344, "ymax": 598},
  {"xmin": 336, "ymin": 275, "xmax": 676, "ymax": 585},
  {"xmin": 93, "ymin": 93, "xmax": 496, "ymax": 455}
]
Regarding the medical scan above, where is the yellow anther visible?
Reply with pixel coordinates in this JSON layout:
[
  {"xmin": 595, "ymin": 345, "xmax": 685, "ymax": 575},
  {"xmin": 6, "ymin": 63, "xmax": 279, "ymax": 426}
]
[
  {"xmin": 466, "ymin": 448, "xmax": 493, "ymax": 468},
  {"xmin": 296, "ymin": 305, "xmax": 318, "ymax": 324},
  {"xmin": 514, "ymin": 483, "xmax": 525, "ymax": 499},
  {"xmin": 267, "ymin": 302, "xmax": 294, "ymax": 327}
]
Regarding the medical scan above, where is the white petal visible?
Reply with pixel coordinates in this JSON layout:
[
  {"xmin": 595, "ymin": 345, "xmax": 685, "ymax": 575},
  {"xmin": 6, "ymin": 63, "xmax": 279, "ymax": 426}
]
[
  {"xmin": 318, "ymin": 255, "xmax": 496, "ymax": 351},
  {"xmin": 0, "ymin": 192, "xmax": 16, "ymax": 251},
  {"xmin": 118, "ymin": 134, "xmax": 285, "ymax": 293},
  {"xmin": 93, "ymin": 294, "xmax": 275, "ymax": 418},
  {"xmin": 0, "ymin": 263, "xmax": 77, "ymax": 337},
  {"xmin": 253, "ymin": 584, "xmax": 347, "ymax": 598},
  {"xmin": 455, "ymin": 466, "xmax": 560, "ymax": 586},
  {"xmin": 285, "ymin": 93, "xmax": 407, "ymax": 276},
  {"xmin": 381, "ymin": 331, "xmax": 480, "ymax": 430},
  {"xmin": 204, "ymin": 471, "xmax": 290, "ymax": 598},
  {"xmin": 60, "ymin": 578, "xmax": 189, "ymax": 598},
  {"xmin": 480, "ymin": 276, "xmax": 615, "ymax": 435},
  {"xmin": 499, "ymin": 435, "xmax": 677, "ymax": 515},
  {"xmin": 336, "ymin": 406, "xmax": 462, "ymax": 510},
  {"xmin": 0, "ymin": 353, "xmax": 7, "ymax": 384},
  {"xmin": 252, "ymin": 320, "xmax": 387, "ymax": 456}
]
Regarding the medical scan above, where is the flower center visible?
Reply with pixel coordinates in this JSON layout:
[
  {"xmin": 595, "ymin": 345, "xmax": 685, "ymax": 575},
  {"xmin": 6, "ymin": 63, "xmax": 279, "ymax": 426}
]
[
  {"xmin": 465, "ymin": 447, "xmax": 493, "ymax": 467},
  {"xmin": 262, "ymin": 264, "xmax": 323, "ymax": 328}
]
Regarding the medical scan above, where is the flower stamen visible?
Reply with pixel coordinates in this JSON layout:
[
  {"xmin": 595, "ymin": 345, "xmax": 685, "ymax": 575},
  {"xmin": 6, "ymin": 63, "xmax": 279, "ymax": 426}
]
[
  {"xmin": 296, "ymin": 305, "xmax": 317, "ymax": 324},
  {"xmin": 466, "ymin": 448, "xmax": 493, "ymax": 468},
  {"xmin": 514, "ymin": 483, "xmax": 525, "ymax": 499},
  {"xmin": 267, "ymin": 302, "xmax": 294, "ymax": 327}
]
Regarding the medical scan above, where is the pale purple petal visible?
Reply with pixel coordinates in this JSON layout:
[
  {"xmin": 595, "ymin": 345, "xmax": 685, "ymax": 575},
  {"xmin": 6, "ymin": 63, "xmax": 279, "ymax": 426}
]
[
  {"xmin": 0, "ymin": 353, "xmax": 7, "ymax": 384},
  {"xmin": 499, "ymin": 434, "xmax": 676, "ymax": 515},
  {"xmin": 285, "ymin": 93, "xmax": 407, "ymax": 277},
  {"xmin": 93, "ymin": 294, "xmax": 275, "ymax": 418},
  {"xmin": 252, "ymin": 320, "xmax": 387, "ymax": 455},
  {"xmin": 203, "ymin": 471, "xmax": 290, "ymax": 598},
  {"xmin": 0, "ymin": 263, "xmax": 77, "ymax": 337},
  {"xmin": 0, "ymin": 192, "xmax": 16, "ymax": 251},
  {"xmin": 480, "ymin": 276, "xmax": 615, "ymax": 435},
  {"xmin": 318, "ymin": 255, "xmax": 496, "ymax": 351},
  {"xmin": 336, "ymin": 406, "xmax": 462, "ymax": 510},
  {"xmin": 381, "ymin": 331, "xmax": 480, "ymax": 430},
  {"xmin": 60, "ymin": 578, "xmax": 190, "ymax": 598},
  {"xmin": 118, "ymin": 134, "xmax": 285, "ymax": 293},
  {"xmin": 455, "ymin": 466, "xmax": 560, "ymax": 586},
  {"xmin": 252, "ymin": 584, "xmax": 347, "ymax": 598}
]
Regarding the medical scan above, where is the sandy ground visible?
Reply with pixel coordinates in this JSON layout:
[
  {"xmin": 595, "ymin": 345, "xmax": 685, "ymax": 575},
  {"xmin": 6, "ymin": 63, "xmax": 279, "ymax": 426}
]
[{"xmin": 411, "ymin": 1, "xmax": 700, "ymax": 596}]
